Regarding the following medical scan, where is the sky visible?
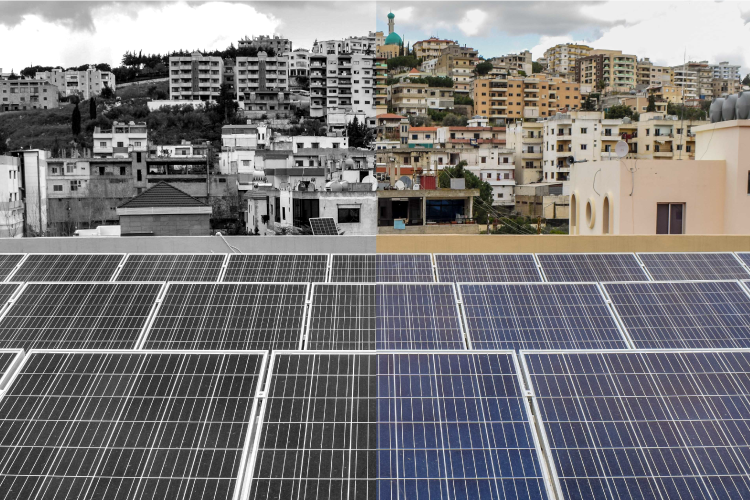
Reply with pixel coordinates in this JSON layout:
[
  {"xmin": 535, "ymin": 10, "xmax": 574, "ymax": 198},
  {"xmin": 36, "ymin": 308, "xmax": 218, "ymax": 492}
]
[{"xmin": 1, "ymin": 1, "xmax": 749, "ymax": 76}]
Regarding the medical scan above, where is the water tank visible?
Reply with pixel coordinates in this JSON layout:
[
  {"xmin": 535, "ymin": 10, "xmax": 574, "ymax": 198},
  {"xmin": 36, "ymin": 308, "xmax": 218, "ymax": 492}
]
[
  {"xmin": 343, "ymin": 157, "xmax": 355, "ymax": 169},
  {"xmin": 737, "ymin": 92, "xmax": 750, "ymax": 120},
  {"xmin": 710, "ymin": 98, "xmax": 724, "ymax": 123},
  {"xmin": 327, "ymin": 181, "xmax": 343, "ymax": 192},
  {"xmin": 722, "ymin": 95, "xmax": 737, "ymax": 121}
]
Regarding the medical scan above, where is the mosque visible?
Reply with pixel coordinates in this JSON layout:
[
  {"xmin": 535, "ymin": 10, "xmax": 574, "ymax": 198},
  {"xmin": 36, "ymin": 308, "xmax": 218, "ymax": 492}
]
[{"xmin": 376, "ymin": 12, "xmax": 404, "ymax": 59}]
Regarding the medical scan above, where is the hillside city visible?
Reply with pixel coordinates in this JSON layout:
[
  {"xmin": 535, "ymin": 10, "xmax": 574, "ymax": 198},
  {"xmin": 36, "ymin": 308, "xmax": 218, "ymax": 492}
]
[{"xmin": 0, "ymin": 10, "xmax": 749, "ymax": 238}]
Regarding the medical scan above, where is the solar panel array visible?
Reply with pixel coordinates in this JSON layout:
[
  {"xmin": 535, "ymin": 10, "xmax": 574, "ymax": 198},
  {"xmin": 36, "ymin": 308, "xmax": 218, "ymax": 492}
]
[
  {"xmin": 0, "ymin": 254, "xmax": 25, "ymax": 281},
  {"xmin": 309, "ymin": 217, "xmax": 339, "ymax": 235},
  {"xmin": 115, "ymin": 254, "xmax": 225, "ymax": 282},
  {"xmin": 306, "ymin": 283, "xmax": 375, "ymax": 350},
  {"xmin": 330, "ymin": 254, "xmax": 376, "ymax": 282},
  {"xmin": 9, "ymin": 253, "xmax": 124, "ymax": 281},
  {"xmin": 377, "ymin": 253, "xmax": 434, "ymax": 282},
  {"xmin": 639, "ymin": 252, "xmax": 750, "ymax": 280},
  {"xmin": 0, "ymin": 348, "xmax": 23, "ymax": 387},
  {"xmin": 435, "ymin": 253, "xmax": 543, "ymax": 282},
  {"xmin": 537, "ymin": 253, "xmax": 650, "ymax": 282},
  {"xmin": 223, "ymin": 254, "xmax": 329, "ymax": 282},
  {"xmin": 461, "ymin": 283, "xmax": 628, "ymax": 351}
]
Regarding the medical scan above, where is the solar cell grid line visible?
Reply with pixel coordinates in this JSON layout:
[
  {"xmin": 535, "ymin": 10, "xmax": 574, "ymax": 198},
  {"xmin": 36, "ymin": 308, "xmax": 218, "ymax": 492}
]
[
  {"xmin": 142, "ymin": 282, "xmax": 310, "ymax": 351},
  {"xmin": 8, "ymin": 253, "xmax": 126, "ymax": 282},
  {"xmin": 223, "ymin": 254, "xmax": 330, "ymax": 282},
  {"xmin": 379, "ymin": 351, "xmax": 554, "ymax": 500},
  {"xmin": 0, "ymin": 281, "xmax": 164, "ymax": 350},
  {"xmin": 330, "ymin": 254, "xmax": 377, "ymax": 282},
  {"xmin": 0, "ymin": 254, "xmax": 27, "ymax": 282},
  {"xmin": 0, "ymin": 282, "xmax": 23, "ymax": 318},
  {"xmin": 306, "ymin": 283, "xmax": 376, "ymax": 350},
  {"xmin": 637, "ymin": 252, "xmax": 750, "ymax": 281},
  {"xmin": 114, "ymin": 253, "xmax": 227, "ymax": 282},
  {"xmin": 377, "ymin": 283, "xmax": 465, "ymax": 350},
  {"xmin": 434, "ymin": 253, "xmax": 544, "ymax": 283},
  {"xmin": 376, "ymin": 254, "xmax": 435, "ymax": 283},
  {"xmin": 458, "ymin": 282, "xmax": 630, "ymax": 351},
  {"xmin": 246, "ymin": 351, "xmax": 378, "ymax": 500},
  {"xmin": 536, "ymin": 253, "xmax": 650, "ymax": 283},
  {"xmin": 0, "ymin": 348, "xmax": 24, "ymax": 390},
  {"xmin": 601, "ymin": 280, "xmax": 750, "ymax": 349},
  {"xmin": 519, "ymin": 349, "xmax": 750, "ymax": 500},
  {"xmin": 309, "ymin": 217, "xmax": 339, "ymax": 235},
  {"xmin": 0, "ymin": 349, "xmax": 268, "ymax": 500}
]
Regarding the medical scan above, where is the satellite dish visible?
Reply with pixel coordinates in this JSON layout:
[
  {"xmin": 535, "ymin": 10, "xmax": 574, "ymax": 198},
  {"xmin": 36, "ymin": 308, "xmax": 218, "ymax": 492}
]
[
  {"xmin": 565, "ymin": 156, "xmax": 576, "ymax": 166},
  {"xmin": 615, "ymin": 140, "xmax": 629, "ymax": 159},
  {"xmin": 395, "ymin": 180, "xmax": 405, "ymax": 190},
  {"xmin": 398, "ymin": 176, "xmax": 413, "ymax": 189},
  {"xmin": 361, "ymin": 175, "xmax": 378, "ymax": 191}
]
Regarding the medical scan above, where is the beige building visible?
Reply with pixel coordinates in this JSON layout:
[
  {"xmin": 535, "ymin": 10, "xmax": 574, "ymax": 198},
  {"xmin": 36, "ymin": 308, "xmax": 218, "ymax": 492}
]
[
  {"xmin": 375, "ymin": 57, "xmax": 388, "ymax": 114},
  {"xmin": 436, "ymin": 45, "xmax": 478, "ymax": 95},
  {"xmin": 36, "ymin": 67, "xmax": 115, "ymax": 100},
  {"xmin": 507, "ymin": 121, "xmax": 544, "ymax": 185},
  {"xmin": 488, "ymin": 51, "xmax": 532, "ymax": 75},
  {"xmin": 712, "ymin": 78, "xmax": 741, "ymax": 98},
  {"xmin": 543, "ymin": 43, "xmax": 592, "ymax": 77},
  {"xmin": 412, "ymin": 38, "xmax": 456, "ymax": 59},
  {"xmin": 390, "ymin": 81, "xmax": 427, "ymax": 115},
  {"xmin": 632, "ymin": 112, "xmax": 707, "ymax": 160},
  {"xmin": 0, "ymin": 79, "xmax": 58, "ymax": 112},
  {"xmin": 671, "ymin": 65, "xmax": 699, "ymax": 102},
  {"xmin": 636, "ymin": 58, "xmax": 673, "ymax": 86},
  {"xmin": 647, "ymin": 83, "xmax": 683, "ymax": 104},
  {"xmin": 169, "ymin": 52, "xmax": 224, "ymax": 101},
  {"xmin": 576, "ymin": 49, "xmax": 637, "ymax": 92}
]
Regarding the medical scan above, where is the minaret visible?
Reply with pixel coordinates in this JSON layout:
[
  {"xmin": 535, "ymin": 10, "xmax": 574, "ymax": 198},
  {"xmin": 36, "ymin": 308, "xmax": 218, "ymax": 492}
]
[{"xmin": 388, "ymin": 12, "xmax": 395, "ymax": 35}]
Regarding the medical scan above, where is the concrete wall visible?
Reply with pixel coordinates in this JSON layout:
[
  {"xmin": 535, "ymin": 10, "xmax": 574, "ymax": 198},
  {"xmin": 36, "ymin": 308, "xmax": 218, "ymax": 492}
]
[
  {"xmin": 378, "ymin": 224, "xmax": 481, "ymax": 235},
  {"xmin": 121, "ymin": 214, "xmax": 211, "ymax": 236}
]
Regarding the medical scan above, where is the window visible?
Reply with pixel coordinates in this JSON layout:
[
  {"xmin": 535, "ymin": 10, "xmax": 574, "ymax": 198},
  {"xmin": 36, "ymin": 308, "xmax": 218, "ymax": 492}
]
[
  {"xmin": 117, "ymin": 142, "xmax": 124, "ymax": 147},
  {"xmin": 481, "ymin": 157, "xmax": 486, "ymax": 163},
  {"xmin": 137, "ymin": 170, "xmax": 142, "ymax": 182},
  {"xmin": 99, "ymin": 167, "xmax": 105, "ymax": 175},
  {"xmin": 136, "ymin": 152, "xmax": 142, "ymax": 162},
  {"xmin": 656, "ymin": 203, "xmax": 684, "ymax": 234},
  {"xmin": 338, "ymin": 207, "xmax": 360, "ymax": 224},
  {"xmin": 51, "ymin": 167, "xmax": 59, "ymax": 175},
  {"xmin": 120, "ymin": 167, "xmax": 126, "ymax": 175},
  {"xmin": 99, "ymin": 142, "xmax": 106, "ymax": 147},
  {"xmin": 53, "ymin": 185, "xmax": 63, "ymax": 192},
  {"xmin": 580, "ymin": 144, "xmax": 587, "ymax": 150},
  {"xmin": 66, "ymin": 164, "xmax": 74, "ymax": 173},
  {"xmin": 580, "ymin": 128, "xmax": 587, "ymax": 134},
  {"xmin": 69, "ymin": 181, "xmax": 78, "ymax": 192}
]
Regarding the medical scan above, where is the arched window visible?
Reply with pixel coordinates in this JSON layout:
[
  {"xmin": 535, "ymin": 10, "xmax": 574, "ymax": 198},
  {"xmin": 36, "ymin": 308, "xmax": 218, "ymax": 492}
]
[{"xmin": 570, "ymin": 194, "xmax": 578, "ymax": 234}]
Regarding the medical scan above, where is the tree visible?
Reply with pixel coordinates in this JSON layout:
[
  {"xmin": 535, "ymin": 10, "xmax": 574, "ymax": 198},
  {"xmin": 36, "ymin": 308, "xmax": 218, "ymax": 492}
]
[
  {"xmin": 386, "ymin": 55, "xmax": 420, "ymax": 71},
  {"xmin": 100, "ymin": 86, "xmax": 114, "ymax": 99},
  {"xmin": 580, "ymin": 95, "xmax": 596, "ymax": 111},
  {"xmin": 89, "ymin": 97, "xmax": 97, "ymax": 120},
  {"xmin": 437, "ymin": 160, "xmax": 493, "ymax": 224},
  {"xmin": 517, "ymin": 70, "xmax": 527, "ymax": 77},
  {"xmin": 7, "ymin": 71, "xmax": 18, "ymax": 81},
  {"xmin": 441, "ymin": 113, "xmax": 467, "ymax": 126},
  {"xmin": 596, "ymin": 80, "xmax": 607, "ymax": 92},
  {"xmin": 667, "ymin": 102, "xmax": 706, "ymax": 121},
  {"xmin": 408, "ymin": 115, "xmax": 433, "ymax": 127},
  {"xmin": 71, "ymin": 104, "xmax": 81, "ymax": 136},
  {"xmin": 743, "ymin": 74, "xmax": 750, "ymax": 86},
  {"xmin": 532, "ymin": 61, "xmax": 543, "ymax": 74},
  {"xmin": 474, "ymin": 61, "xmax": 493, "ymax": 76},
  {"xmin": 345, "ymin": 117, "xmax": 374, "ymax": 148},
  {"xmin": 296, "ymin": 75, "xmax": 310, "ymax": 91},
  {"xmin": 212, "ymin": 83, "xmax": 239, "ymax": 124},
  {"xmin": 454, "ymin": 94, "xmax": 474, "ymax": 106},
  {"xmin": 646, "ymin": 95, "xmax": 657, "ymax": 112},
  {"xmin": 605, "ymin": 104, "xmax": 638, "ymax": 121}
]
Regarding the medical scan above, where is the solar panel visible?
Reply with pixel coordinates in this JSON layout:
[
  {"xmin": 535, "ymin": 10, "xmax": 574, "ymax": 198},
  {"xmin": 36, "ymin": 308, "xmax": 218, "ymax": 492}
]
[
  {"xmin": 377, "ymin": 253, "xmax": 434, "ymax": 282},
  {"xmin": 223, "ymin": 254, "xmax": 329, "ymax": 282},
  {"xmin": 537, "ymin": 253, "xmax": 650, "ymax": 282},
  {"xmin": 379, "ymin": 352, "xmax": 552, "ymax": 500},
  {"xmin": 0, "ymin": 282, "xmax": 21, "ymax": 313},
  {"xmin": 0, "ymin": 282, "xmax": 163, "ymax": 350},
  {"xmin": 638, "ymin": 252, "xmax": 750, "ymax": 280},
  {"xmin": 142, "ymin": 282, "xmax": 308, "ymax": 351},
  {"xmin": 460, "ymin": 283, "xmax": 628, "ymax": 350},
  {"xmin": 522, "ymin": 350, "xmax": 750, "ymax": 500},
  {"xmin": 0, "ymin": 350, "xmax": 267, "ymax": 500},
  {"xmin": 0, "ymin": 348, "xmax": 23, "ymax": 389},
  {"xmin": 9, "ymin": 253, "xmax": 124, "ymax": 281},
  {"xmin": 377, "ymin": 283, "xmax": 465, "ymax": 349},
  {"xmin": 435, "ymin": 253, "xmax": 543, "ymax": 282},
  {"xmin": 309, "ymin": 217, "xmax": 339, "ymax": 235},
  {"xmin": 0, "ymin": 254, "xmax": 25, "ymax": 281},
  {"xmin": 604, "ymin": 280, "xmax": 750, "ymax": 349},
  {"xmin": 330, "ymin": 254, "xmax": 376, "ymax": 282},
  {"xmin": 115, "ymin": 253, "xmax": 226, "ymax": 281},
  {"xmin": 248, "ymin": 352, "xmax": 377, "ymax": 500},
  {"xmin": 306, "ymin": 283, "xmax": 375, "ymax": 350}
]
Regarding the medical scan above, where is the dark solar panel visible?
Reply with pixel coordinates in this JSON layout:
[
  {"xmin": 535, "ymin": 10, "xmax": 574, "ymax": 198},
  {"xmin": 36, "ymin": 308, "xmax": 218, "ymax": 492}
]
[
  {"xmin": 306, "ymin": 283, "xmax": 375, "ymax": 350},
  {"xmin": 523, "ymin": 350, "xmax": 750, "ymax": 500},
  {"xmin": 461, "ymin": 283, "xmax": 628, "ymax": 350},
  {"xmin": 0, "ymin": 350, "xmax": 266, "ymax": 500},
  {"xmin": 9, "ymin": 254, "xmax": 124, "ymax": 281},
  {"xmin": 376, "ymin": 254, "xmax": 434, "ymax": 282},
  {"xmin": 0, "ymin": 282, "xmax": 163, "ymax": 350},
  {"xmin": 249, "ymin": 352, "xmax": 377, "ymax": 500},
  {"xmin": 0, "ymin": 349, "xmax": 23, "ymax": 389},
  {"xmin": 0, "ymin": 254, "xmax": 25, "ymax": 281},
  {"xmin": 0, "ymin": 282, "xmax": 21, "ymax": 312},
  {"xmin": 377, "ymin": 283, "xmax": 464, "ymax": 349},
  {"xmin": 143, "ymin": 282, "xmax": 308, "ymax": 351},
  {"xmin": 309, "ymin": 217, "xmax": 339, "ymax": 235},
  {"xmin": 604, "ymin": 280, "xmax": 750, "ymax": 348},
  {"xmin": 115, "ymin": 253, "xmax": 225, "ymax": 281},
  {"xmin": 379, "ymin": 352, "xmax": 551, "ymax": 500},
  {"xmin": 638, "ymin": 252, "xmax": 750, "ymax": 280},
  {"xmin": 223, "ymin": 254, "xmax": 329, "ymax": 282},
  {"xmin": 435, "ymin": 253, "xmax": 543, "ymax": 282},
  {"xmin": 537, "ymin": 253, "xmax": 650, "ymax": 282},
  {"xmin": 330, "ymin": 254, "xmax": 376, "ymax": 282}
]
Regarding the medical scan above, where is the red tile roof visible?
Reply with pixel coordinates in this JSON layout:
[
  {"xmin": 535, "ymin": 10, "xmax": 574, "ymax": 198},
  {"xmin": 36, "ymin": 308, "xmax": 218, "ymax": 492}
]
[
  {"xmin": 377, "ymin": 113, "xmax": 407, "ymax": 120},
  {"xmin": 448, "ymin": 126, "xmax": 506, "ymax": 131},
  {"xmin": 409, "ymin": 127, "xmax": 438, "ymax": 132}
]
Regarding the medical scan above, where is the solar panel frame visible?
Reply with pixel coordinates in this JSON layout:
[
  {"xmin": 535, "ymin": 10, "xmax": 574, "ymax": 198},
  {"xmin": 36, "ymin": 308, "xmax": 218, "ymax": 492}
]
[
  {"xmin": 637, "ymin": 251, "xmax": 750, "ymax": 281},
  {"xmin": 434, "ymin": 253, "xmax": 544, "ymax": 282},
  {"xmin": 0, "ymin": 254, "xmax": 27, "ymax": 282},
  {"xmin": 0, "ymin": 282, "xmax": 24, "ymax": 319},
  {"xmin": 330, "ymin": 253, "xmax": 376, "ymax": 282},
  {"xmin": 309, "ymin": 217, "xmax": 339, "ymax": 235},
  {"xmin": 457, "ymin": 281, "xmax": 633, "ymax": 351},
  {"xmin": 0, "ymin": 348, "xmax": 269, "ymax": 500},
  {"xmin": 112, "ymin": 253, "xmax": 228, "ymax": 282},
  {"xmin": 304, "ymin": 282, "xmax": 376, "ymax": 350},
  {"xmin": 6, "ymin": 253, "xmax": 126, "ymax": 282},
  {"xmin": 536, "ymin": 252, "xmax": 651, "ymax": 282},
  {"xmin": 376, "ymin": 253, "xmax": 435, "ymax": 282},
  {"xmin": 0, "ymin": 348, "xmax": 24, "ymax": 391},
  {"xmin": 222, "ymin": 253, "xmax": 331, "ymax": 283}
]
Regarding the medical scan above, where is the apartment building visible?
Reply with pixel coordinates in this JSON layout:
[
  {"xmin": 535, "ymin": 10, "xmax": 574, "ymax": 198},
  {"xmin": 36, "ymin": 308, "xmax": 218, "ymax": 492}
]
[
  {"xmin": 286, "ymin": 49, "xmax": 310, "ymax": 89},
  {"xmin": 238, "ymin": 35, "xmax": 292, "ymax": 54},
  {"xmin": 425, "ymin": 87, "xmax": 454, "ymax": 110},
  {"xmin": 169, "ymin": 52, "xmax": 224, "ymax": 101},
  {"xmin": 436, "ymin": 45, "xmax": 478, "ymax": 95},
  {"xmin": 462, "ymin": 147, "xmax": 516, "ymax": 206},
  {"xmin": 9, "ymin": 149, "xmax": 48, "ymax": 235},
  {"xmin": 709, "ymin": 61, "xmax": 740, "ymax": 81},
  {"xmin": 488, "ymin": 51, "xmax": 532, "ymax": 75},
  {"xmin": 671, "ymin": 65, "xmax": 699, "ymax": 102},
  {"xmin": 374, "ymin": 57, "xmax": 388, "ymax": 114},
  {"xmin": 647, "ymin": 83, "xmax": 684, "ymax": 104},
  {"xmin": 712, "ymin": 78, "xmax": 741, "ymax": 98},
  {"xmin": 506, "ymin": 121, "xmax": 544, "ymax": 185},
  {"xmin": 309, "ymin": 51, "xmax": 375, "ymax": 121},
  {"xmin": 543, "ymin": 43, "xmax": 592, "ymax": 77},
  {"xmin": 0, "ymin": 79, "xmax": 58, "ymax": 112},
  {"xmin": 631, "ymin": 112, "xmax": 708, "ymax": 160},
  {"xmin": 413, "ymin": 38, "xmax": 456, "ymax": 59},
  {"xmin": 36, "ymin": 67, "xmax": 115, "ymax": 100},
  {"xmin": 0, "ymin": 155, "xmax": 23, "ymax": 237},
  {"xmin": 636, "ymin": 58, "xmax": 673, "ymax": 86},
  {"xmin": 390, "ymin": 81, "xmax": 427, "ymax": 115},
  {"xmin": 93, "ymin": 121, "xmax": 148, "ymax": 159},
  {"xmin": 313, "ymin": 33, "xmax": 377, "ymax": 56},
  {"xmin": 576, "ymin": 49, "xmax": 637, "ymax": 92},
  {"xmin": 235, "ymin": 51, "xmax": 291, "ymax": 118},
  {"xmin": 686, "ymin": 61, "xmax": 715, "ymax": 100}
]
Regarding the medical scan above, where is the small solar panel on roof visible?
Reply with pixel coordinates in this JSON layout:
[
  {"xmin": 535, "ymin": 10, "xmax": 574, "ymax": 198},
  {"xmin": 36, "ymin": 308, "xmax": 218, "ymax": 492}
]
[
  {"xmin": 0, "ymin": 255, "xmax": 25, "ymax": 282},
  {"xmin": 306, "ymin": 283, "xmax": 375, "ymax": 349},
  {"xmin": 309, "ymin": 217, "xmax": 339, "ymax": 235},
  {"xmin": 330, "ymin": 254, "xmax": 376, "ymax": 282}
]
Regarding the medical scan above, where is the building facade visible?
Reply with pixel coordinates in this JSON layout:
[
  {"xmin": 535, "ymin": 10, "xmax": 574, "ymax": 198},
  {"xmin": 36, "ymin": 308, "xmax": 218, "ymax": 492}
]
[
  {"xmin": 239, "ymin": 35, "xmax": 292, "ymax": 54},
  {"xmin": 36, "ymin": 67, "xmax": 115, "ymax": 100},
  {"xmin": 412, "ymin": 38, "xmax": 456, "ymax": 59},
  {"xmin": 543, "ymin": 43, "xmax": 592, "ymax": 77},
  {"xmin": 169, "ymin": 52, "xmax": 224, "ymax": 101},
  {"xmin": 576, "ymin": 50, "xmax": 637, "ymax": 92},
  {"xmin": 235, "ymin": 51, "xmax": 291, "ymax": 118},
  {"xmin": 0, "ymin": 79, "xmax": 58, "ymax": 112}
]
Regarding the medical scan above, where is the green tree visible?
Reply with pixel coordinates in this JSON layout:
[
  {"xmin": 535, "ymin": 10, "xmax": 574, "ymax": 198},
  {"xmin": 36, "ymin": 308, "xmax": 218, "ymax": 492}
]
[
  {"xmin": 580, "ymin": 95, "xmax": 596, "ymax": 111},
  {"xmin": 646, "ymin": 95, "xmax": 656, "ymax": 112},
  {"xmin": 474, "ymin": 61, "xmax": 493, "ymax": 76},
  {"xmin": 71, "ymin": 104, "xmax": 81, "ymax": 136},
  {"xmin": 517, "ymin": 70, "xmax": 527, "ymax": 77},
  {"xmin": 605, "ymin": 104, "xmax": 638, "ymax": 121},
  {"xmin": 386, "ymin": 55, "xmax": 420, "ymax": 71},
  {"xmin": 454, "ymin": 94, "xmax": 473, "ymax": 106},
  {"xmin": 345, "ymin": 116, "xmax": 374, "ymax": 148},
  {"xmin": 212, "ymin": 83, "xmax": 239, "ymax": 124},
  {"xmin": 296, "ymin": 75, "xmax": 310, "ymax": 91},
  {"xmin": 408, "ymin": 114, "xmax": 433, "ymax": 127},
  {"xmin": 743, "ymin": 74, "xmax": 750, "ymax": 86},
  {"xmin": 441, "ymin": 113, "xmax": 467, "ymax": 126},
  {"xmin": 667, "ymin": 102, "xmax": 706, "ymax": 121},
  {"xmin": 89, "ymin": 97, "xmax": 96, "ymax": 120},
  {"xmin": 532, "ymin": 61, "xmax": 543, "ymax": 74},
  {"xmin": 437, "ymin": 161, "xmax": 493, "ymax": 224},
  {"xmin": 596, "ymin": 80, "xmax": 606, "ymax": 92}
]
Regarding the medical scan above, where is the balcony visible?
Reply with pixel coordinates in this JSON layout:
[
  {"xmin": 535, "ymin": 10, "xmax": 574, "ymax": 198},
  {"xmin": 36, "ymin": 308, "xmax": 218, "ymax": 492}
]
[
  {"xmin": 522, "ymin": 152, "xmax": 543, "ymax": 160},
  {"xmin": 653, "ymin": 151, "xmax": 673, "ymax": 158}
]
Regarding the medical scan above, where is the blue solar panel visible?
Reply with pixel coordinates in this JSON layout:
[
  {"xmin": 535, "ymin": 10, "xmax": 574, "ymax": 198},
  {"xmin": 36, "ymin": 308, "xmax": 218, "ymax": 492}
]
[
  {"xmin": 604, "ymin": 280, "xmax": 750, "ymax": 349},
  {"xmin": 537, "ymin": 253, "xmax": 650, "ymax": 282},
  {"xmin": 377, "ymin": 254, "xmax": 434, "ymax": 282},
  {"xmin": 377, "ymin": 283, "xmax": 464, "ymax": 349},
  {"xmin": 460, "ymin": 283, "xmax": 628, "ymax": 350},
  {"xmin": 638, "ymin": 252, "xmax": 750, "ymax": 280},
  {"xmin": 522, "ymin": 350, "xmax": 750, "ymax": 500},
  {"xmin": 379, "ymin": 352, "xmax": 551, "ymax": 500},
  {"xmin": 435, "ymin": 254, "xmax": 543, "ymax": 282}
]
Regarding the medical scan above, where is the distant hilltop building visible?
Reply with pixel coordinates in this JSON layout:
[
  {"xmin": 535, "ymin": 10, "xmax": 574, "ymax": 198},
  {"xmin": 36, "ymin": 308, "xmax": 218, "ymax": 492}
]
[
  {"xmin": 377, "ymin": 12, "xmax": 403, "ymax": 60},
  {"xmin": 35, "ymin": 66, "xmax": 115, "ymax": 100},
  {"xmin": 238, "ymin": 35, "xmax": 292, "ymax": 54}
]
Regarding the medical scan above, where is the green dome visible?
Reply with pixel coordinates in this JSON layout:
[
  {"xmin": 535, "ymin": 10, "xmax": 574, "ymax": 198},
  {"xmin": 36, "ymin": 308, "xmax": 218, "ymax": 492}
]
[
  {"xmin": 384, "ymin": 32, "xmax": 402, "ymax": 45},
  {"xmin": 387, "ymin": 12, "xmax": 395, "ymax": 19}
]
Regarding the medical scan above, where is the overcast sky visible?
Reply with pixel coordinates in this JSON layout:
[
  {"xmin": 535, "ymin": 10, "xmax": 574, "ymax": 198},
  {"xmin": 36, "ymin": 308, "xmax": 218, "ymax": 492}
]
[{"xmin": 1, "ymin": 1, "xmax": 749, "ymax": 76}]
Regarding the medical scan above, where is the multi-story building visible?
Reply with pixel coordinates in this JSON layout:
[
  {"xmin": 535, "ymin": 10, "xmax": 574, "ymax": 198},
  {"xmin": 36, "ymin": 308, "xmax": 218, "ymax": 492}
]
[
  {"xmin": 671, "ymin": 65, "xmax": 699, "ymax": 103},
  {"xmin": 543, "ymin": 43, "xmax": 592, "ymax": 77},
  {"xmin": 506, "ymin": 121, "xmax": 544, "ymax": 185},
  {"xmin": 488, "ymin": 51, "xmax": 532, "ymax": 75},
  {"xmin": 712, "ymin": 78, "xmax": 741, "ymax": 98},
  {"xmin": 632, "ymin": 112, "xmax": 708, "ymax": 160},
  {"xmin": 390, "ymin": 81, "xmax": 427, "ymax": 115},
  {"xmin": 374, "ymin": 57, "xmax": 388, "ymax": 114},
  {"xmin": 285, "ymin": 49, "xmax": 310, "ymax": 89},
  {"xmin": 222, "ymin": 59, "xmax": 236, "ymax": 95},
  {"xmin": 436, "ymin": 45, "xmax": 478, "ymax": 95},
  {"xmin": 9, "ymin": 149, "xmax": 48, "ymax": 235},
  {"xmin": 235, "ymin": 51, "xmax": 291, "ymax": 118},
  {"xmin": 309, "ymin": 50, "xmax": 375, "ymax": 122},
  {"xmin": 425, "ymin": 87, "xmax": 454, "ymax": 110},
  {"xmin": 412, "ymin": 37, "xmax": 456, "ymax": 59},
  {"xmin": 0, "ymin": 79, "xmax": 58, "ymax": 112},
  {"xmin": 238, "ymin": 35, "xmax": 292, "ymax": 54},
  {"xmin": 93, "ymin": 121, "xmax": 148, "ymax": 158},
  {"xmin": 647, "ymin": 83, "xmax": 683, "ymax": 104},
  {"xmin": 576, "ymin": 49, "xmax": 637, "ymax": 92},
  {"xmin": 169, "ymin": 52, "xmax": 224, "ymax": 101},
  {"xmin": 36, "ymin": 67, "xmax": 115, "ymax": 100},
  {"xmin": 314, "ymin": 33, "xmax": 377, "ymax": 56},
  {"xmin": 636, "ymin": 58, "xmax": 673, "ymax": 87},
  {"xmin": 709, "ymin": 61, "xmax": 740, "ymax": 81},
  {"xmin": 686, "ymin": 61, "xmax": 714, "ymax": 100},
  {"xmin": 462, "ymin": 147, "xmax": 516, "ymax": 206},
  {"xmin": 0, "ymin": 155, "xmax": 23, "ymax": 237}
]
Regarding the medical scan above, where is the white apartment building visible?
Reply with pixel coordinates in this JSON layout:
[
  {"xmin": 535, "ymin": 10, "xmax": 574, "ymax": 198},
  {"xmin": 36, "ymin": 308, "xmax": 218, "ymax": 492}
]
[
  {"xmin": 309, "ymin": 50, "xmax": 375, "ymax": 122},
  {"xmin": 312, "ymin": 34, "xmax": 377, "ymax": 56},
  {"xmin": 239, "ymin": 35, "xmax": 292, "ymax": 54},
  {"xmin": 235, "ymin": 52, "xmax": 290, "ymax": 117},
  {"xmin": 463, "ymin": 148, "xmax": 516, "ymax": 206},
  {"xmin": 286, "ymin": 49, "xmax": 310, "ymax": 89},
  {"xmin": 506, "ymin": 121, "xmax": 544, "ymax": 185},
  {"xmin": 710, "ymin": 61, "xmax": 740, "ymax": 81},
  {"xmin": 10, "ymin": 149, "xmax": 47, "ymax": 235},
  {"xmin": 672, "ymin": 65, "xmax": 699, "ymax": 101},
  {"xmin": 169, "ymin": 52, "xmax": 224, "ymax": 101},
  {"xmin": 543, "ymin": 43, "xmax": 592, "ymax": 76},
  {"xmin": 0, "ymin": 155, "xmax": 23, "ymax": 237},
  {"xmin": 36, "ymin": 67, "xmax": 115, "ymax": 100},
  {"xmin": 218, "ymin": 124, "xmax": 270, "ymax": 174},
  {"xmin": 488, "ymin": 51, "xmax": 532, "ymax": 75},
  {"xmin": 93, "ymin": 121, "xmax": 148, "ymax": 158}
]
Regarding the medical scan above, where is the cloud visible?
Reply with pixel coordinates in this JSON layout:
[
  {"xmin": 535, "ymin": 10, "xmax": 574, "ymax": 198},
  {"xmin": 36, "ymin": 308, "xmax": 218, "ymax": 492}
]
[{"xmin": 457, "ymin": 9, "xmax": 487, "ymax": 37}]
